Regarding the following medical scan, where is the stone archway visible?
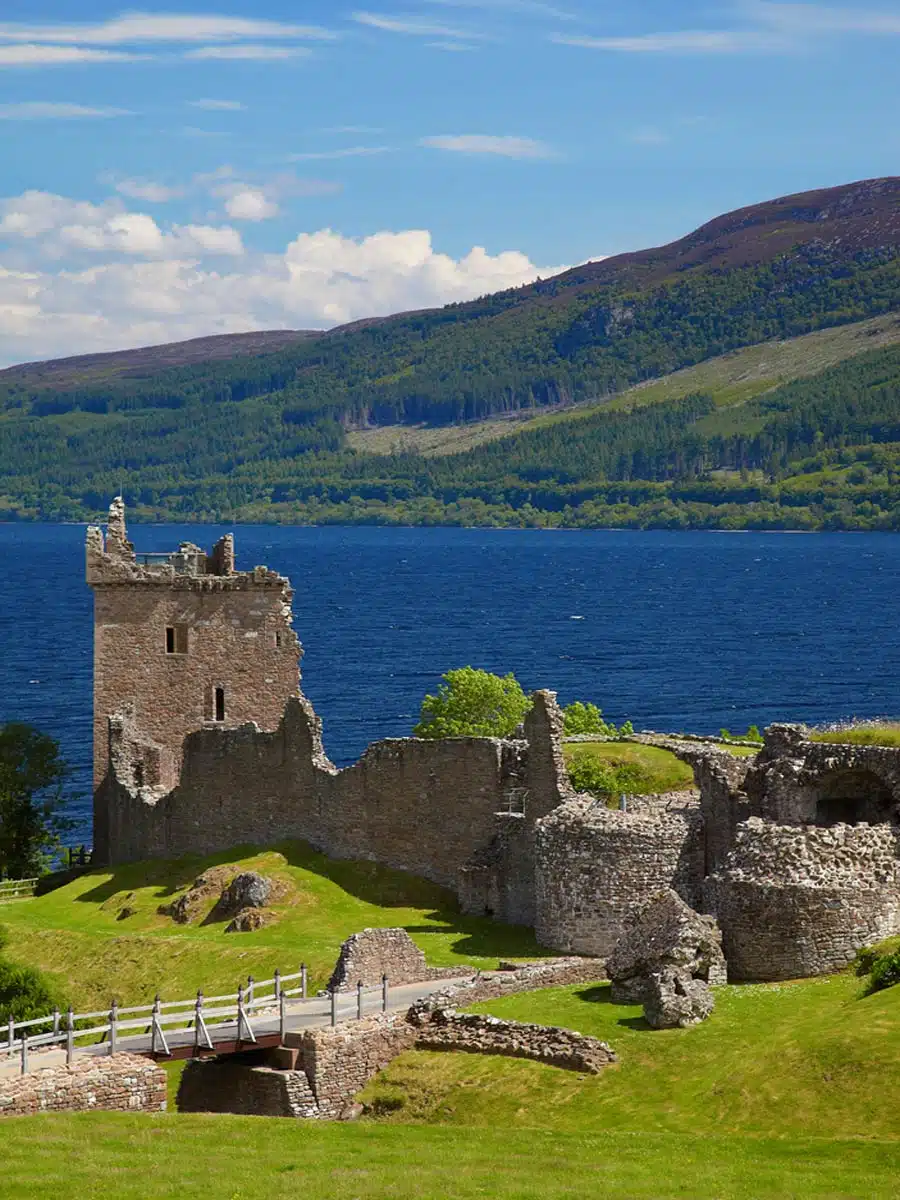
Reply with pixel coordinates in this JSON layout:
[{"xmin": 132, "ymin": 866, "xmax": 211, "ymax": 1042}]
[{"xmin": 813, "ymin": 769, "xmax": 896, "ymax": 826}]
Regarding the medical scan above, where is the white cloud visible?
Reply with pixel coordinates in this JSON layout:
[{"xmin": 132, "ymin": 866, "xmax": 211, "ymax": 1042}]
[
  {"xmin": 222, "ymin": 187, "xmax": 280, "ymax": 221},
  {"xmin": 288, "ymin": 146, "xmax": 390, "ymax": 160},
  {"xmin": 189, "ymin": 98, "xmax": 246, "ymax": 111},
  {"xmin": 0, "ymin": 190, "xmax": 563, "ymax": 364},
  {"xmin": 185, "ymin": 44, "xmax": 310, "ymax": 60},
  {"xmin": 551, "ymin": 30, "xmax": 789, "ymax": 53},
  {"xmin": 0, "ymin": 44, "xmax": 144, "ymax": 66},
  {"xmin": 0, "ymin": 190, "xmax": 244, "ymax": 259},
  {"xmin": 0, "ymin": 102, "xmax": 131, "ymax": 119},
  {"xmin": 426, "ymin": 40, "xmax": 479, "ymax": 50},
  {"xmin": 749, "ymin": 2, "xmax": 900, "ymax": 34},
  {"xmin": 421, "ymin": 134, "xmax": 554, "ymax": 158},
  {"xmin": 114, "ymin": 179, "xmax": 184, "ymax": 203},
  {"xmin": 0, "ymin": 15, "xmax": 335, "ymax": 45},
  {"xmin": 425, "ymin": 0, "xmax": 574, "ymax": 16},
  {"xmin": 352, "ymin": 11, "xmax": 480, "ymax": 37}
]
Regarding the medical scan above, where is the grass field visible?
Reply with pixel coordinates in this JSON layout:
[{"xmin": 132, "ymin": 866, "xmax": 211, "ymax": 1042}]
[
  {"xmin": 0, "ymin": 842, "xmax": 546, "ymax": 1011},
  {"xmin": 361, "ymin": 973, "xmax": 900, "ymax": 1141},
  {"xmin": 1, "ymin": 1116, "xmax": 897, "ymax": 1200}
]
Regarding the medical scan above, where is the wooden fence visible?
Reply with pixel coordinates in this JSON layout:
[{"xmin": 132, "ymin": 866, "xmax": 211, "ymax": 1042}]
[
  {"xmin": 0, "ymin": 878, "xmax": 38, "ymax": 902},
  {"xmin": 0, "ymin": 967, "xmax": 394, "ymax": 1076}
]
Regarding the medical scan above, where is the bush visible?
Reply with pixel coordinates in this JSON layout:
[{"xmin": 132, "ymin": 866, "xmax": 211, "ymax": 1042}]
[
  {"xmin": 413, "ymin": 667, "xmax": 532, "ymax": 739},
  {"xmin": 566, "ymin": 751, "xmax": 649, "ymax": 802},
  {"xmin": 0, "ymin": 926, "xmax": 61, "ymax": 1023},
  {"xmin": 563, "ymin": 701, "xmax": 633, "ymax": 738},
  {"xmin": 869, "ymin": 951, "xmax": 900, "ymax": 993}
]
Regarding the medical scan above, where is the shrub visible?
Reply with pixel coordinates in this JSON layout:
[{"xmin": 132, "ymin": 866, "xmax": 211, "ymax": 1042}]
[
  {"xmin": 0, "ymin": 926, "xmax": 61, "ymax": 1023},
  {"xmin": 562, "ymin": 701, "xmax": 633, "ymax": 738},
  {"xmin": 566, "ymin": 751, "xmax": 649, "ymax": 802}
]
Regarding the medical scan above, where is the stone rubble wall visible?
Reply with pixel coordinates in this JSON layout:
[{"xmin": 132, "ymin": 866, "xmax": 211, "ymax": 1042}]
[
  {"xmin": 533, "ymin": 795, "xmax": 704, "ymax": 957},
  {"xmin": 327, "ymin": 927, "xmax": 462, "ymax": 992},
  {"xmin": 0, "ymin": 1053, "xmax": 166, "ymax": 1118},
  {"xmin": 707, "ymin": 817, "xmax": 900, "ymax": 980},
  {"xmin": 178, "ymin": 957, "xmax": 611, "ymax": 1120}
]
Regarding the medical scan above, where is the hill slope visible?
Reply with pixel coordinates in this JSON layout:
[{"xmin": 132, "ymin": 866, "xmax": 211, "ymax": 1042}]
[{"xmin": 5, "ymin": 176, "xmax": 900, "ymax": 527}]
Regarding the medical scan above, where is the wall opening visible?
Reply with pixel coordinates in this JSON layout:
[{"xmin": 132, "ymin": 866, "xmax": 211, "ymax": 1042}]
[
  {"xmin": 214, "ymin": 687, "xmax": 226, "ymax": 722},
  {"xmin": 165, "ymin": 625, "xmax": 188, "ymax": 655},
  {"xmin": 814, "ymin": 769, "xmax": 896, "ymax": 826},
  {"xmin": 275, "ymin": 631, "xmax": 282, "ymax": 648}
]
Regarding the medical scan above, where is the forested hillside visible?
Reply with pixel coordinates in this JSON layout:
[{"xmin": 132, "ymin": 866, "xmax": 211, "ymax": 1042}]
[{"xmin": 4, "ymin": 177, "xmax": 900, "ymax": 529}]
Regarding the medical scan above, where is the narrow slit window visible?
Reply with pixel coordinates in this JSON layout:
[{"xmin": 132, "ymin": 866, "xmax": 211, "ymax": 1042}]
[
  {"xmin": 214, "ymin": 686, "xmax": 226, "ymax": 722},
  {"xmin": 275, "ymin": 631, "xmax": 282, "ymax": 648}
]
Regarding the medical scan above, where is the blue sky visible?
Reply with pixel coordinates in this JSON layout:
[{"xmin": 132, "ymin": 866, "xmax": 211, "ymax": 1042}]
[{"xmin": 1, "ymin": 2, "xmax": 898, "ymax": 364}]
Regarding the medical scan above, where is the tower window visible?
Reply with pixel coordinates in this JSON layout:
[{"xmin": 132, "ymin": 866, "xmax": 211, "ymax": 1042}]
[
  {"xmin": 214, "ymin": 686, "xmax": 226, "ymax": 722},
  {"xmin": 165, "ymin": 625, "xmax": 188, "ymax": 655},
  {"xmin": 275, "ymin": 631, "xmax": 282, "ymax": 648}
]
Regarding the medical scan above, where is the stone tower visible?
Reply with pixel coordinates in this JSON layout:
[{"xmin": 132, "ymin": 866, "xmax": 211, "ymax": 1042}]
[{"xmin": 86, "ymin": 498, "xmax": 302, "ymax": 800}]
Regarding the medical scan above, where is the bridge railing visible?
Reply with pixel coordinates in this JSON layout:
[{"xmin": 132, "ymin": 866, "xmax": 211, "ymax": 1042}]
[{"xmin": 0, "ymin": 966, "xmax": 394, "ymax": 1076}]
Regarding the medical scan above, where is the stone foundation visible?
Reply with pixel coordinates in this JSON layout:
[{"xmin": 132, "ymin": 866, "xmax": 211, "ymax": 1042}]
[
  {"xmin": 327, "ymin": 927, "xmax": 461, "ymax": 992},
  {"xmin": 0, "ymin": 1054, "xmax": 167, "ymax": 1117}
]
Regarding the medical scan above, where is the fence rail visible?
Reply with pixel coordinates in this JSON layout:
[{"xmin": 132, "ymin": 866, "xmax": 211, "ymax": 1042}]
[
  {"xmin": 0, "ymin": 965, "xmax": 395, "ymax": 1077},
  {"xmin": 0, "ymin": 878, "xmax": 38, "ymax": 901}
]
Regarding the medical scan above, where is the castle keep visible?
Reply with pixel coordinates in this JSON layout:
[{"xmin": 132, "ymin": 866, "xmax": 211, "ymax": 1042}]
[{"xmin": 89, "ymin": 501, "xmax": 900, "ymax": 982}]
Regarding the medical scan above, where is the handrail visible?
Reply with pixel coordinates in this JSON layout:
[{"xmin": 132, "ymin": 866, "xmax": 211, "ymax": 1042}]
[{"xmin": 0, "ymin": 964, "xmax": 399, "ymax": 1076}]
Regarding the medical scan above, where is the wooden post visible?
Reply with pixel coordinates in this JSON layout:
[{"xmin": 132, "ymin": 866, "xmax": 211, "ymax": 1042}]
[
  {"xmin": 247, "ymin": 975, "xmax": 254, "ymax": 1005},
  {"xmin": 382, "ymin": 974, "xmax": 388, "ymax": 1013},
  {"xmin": 301, "ymin": 963, "xmax": 307, "ymax": 1000},
  {"xmin": 109, "ymin": 1000, "xmax": 118, "ymax": 1056},
  {"xmin": 357, "ymin": 980, "xmax": 363, "ymax": 1020},
  {"xmin": 237, "ymin": 983, "xmax": 244, "ymax": 1041},
  {"xmin": 194, "ymin": 991, "xmax": 203, "ymax": 1050},
  {"xmin": 6, "ymin": 1015, "xmax": 12, "ymax": 1057},
  {"xmin": 151, "ymin": 994, "xmax": 160, "ymax": 1054},
  {"xmin": 330, "ymin": 989, "xmax": 337, "ymax": 1027},
  {"xmin": 273, "ymin": 969, "xmax": 281, "ymax": 1003},
  {"xmin": 52, "ymin": 1007, "xmax": 60, "ymax": 1038},
  {"xmin": 279, "ymin": 988, "xmax": 286, "ymax": 1042},
  {"xmin": 20, "ymin": 1031, "xmax": 27, "ymax": 1076},
  {"xmin": 66, "ymin": 1006, "xmax": 74, "ymax": 1068}
]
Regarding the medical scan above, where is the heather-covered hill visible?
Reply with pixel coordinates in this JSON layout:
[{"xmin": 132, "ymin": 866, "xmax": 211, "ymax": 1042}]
[{"xmin": 5, "ymin": 177, "xmax": 900, "ymax": 528}]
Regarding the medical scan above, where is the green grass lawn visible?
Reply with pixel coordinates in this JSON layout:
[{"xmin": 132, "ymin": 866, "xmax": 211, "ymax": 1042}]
[
  {"xmin": 1, "ymin": 1116, "xmax": 898, "ymax": 1200},
  {"xmin": 562, "ymin": 741, "xmax": 696, "ymax": 794},
  {"xmin": 361, "ymin": 974, "xmax": 900, "ymax": 1141},
  {"xmin": 810, "ymin": 725, "xmax": 900, "ymax": 748},
  {"xmin": 0, "ymin": 841, "xmax": 547, "ymax": 1011}
]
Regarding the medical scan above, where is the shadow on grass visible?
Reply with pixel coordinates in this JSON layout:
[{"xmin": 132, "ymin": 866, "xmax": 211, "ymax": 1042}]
[{"xmin": 71, "ymin": 839, "xmax": 550, "ymax": 962}]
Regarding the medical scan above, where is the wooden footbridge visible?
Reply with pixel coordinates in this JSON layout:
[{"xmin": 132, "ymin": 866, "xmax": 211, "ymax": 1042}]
[{"xmin": 0, "ymin": 969, "xmax": 471, "ymax": 1079}]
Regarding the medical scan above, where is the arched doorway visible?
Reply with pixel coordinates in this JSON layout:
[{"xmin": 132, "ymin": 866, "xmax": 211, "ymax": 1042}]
[{"xmin": 814, "ymin": 769, "xmax": 896, "ymax": 826}]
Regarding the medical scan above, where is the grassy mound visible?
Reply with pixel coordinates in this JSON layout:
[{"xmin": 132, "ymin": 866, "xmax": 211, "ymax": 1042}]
[
  {"xmin": 361, "ymin": 974, "xmax": 900, "ymax": 1141},
  {"xmin": 2, "ymin": 1116, "xmax": 898, "ymax": 1200},
  {"xmin": 0, "ymin": 841, "xmax": 546, "ymax": 1011},
  {"xmin": 562, "ymin": 742, "xmax": 696, "ymax": 796}
]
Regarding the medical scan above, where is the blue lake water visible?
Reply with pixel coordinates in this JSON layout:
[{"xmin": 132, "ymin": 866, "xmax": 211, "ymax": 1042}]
[{"xmin": 1, "ymin": 523, "xmax": 899, "ymax": 845}]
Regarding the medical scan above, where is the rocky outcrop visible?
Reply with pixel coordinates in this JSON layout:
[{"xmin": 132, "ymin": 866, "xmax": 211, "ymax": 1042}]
[{"xmin": 607, "ymin": 889, "xmax": 725, "ymax": 1027}]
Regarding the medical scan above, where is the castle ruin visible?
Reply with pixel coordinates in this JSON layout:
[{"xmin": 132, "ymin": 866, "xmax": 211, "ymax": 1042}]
[{"xmin": 88, "ymin": 500, "xmax": 900, "ymax": 982}]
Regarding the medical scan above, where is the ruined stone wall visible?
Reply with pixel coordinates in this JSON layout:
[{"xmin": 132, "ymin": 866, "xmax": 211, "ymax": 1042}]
[
  {"xmin": 326, "ymin": 928, "xmax": 461, "ymax": 992},
  {"xmin": 95, "ymin": 697, "xmax": 521, "ymax": 891},
  {"xmin": 0, "ymin": 1054, "xmax": 166, "ymax": 1117},
  {"xmin": 707, "ymin": 817, "xmax": 900, "ymax": 980},
  {"xmin": 458, "ymin": 812, "xmax": 536, "ymax": 925},
  {"xmin": 534, "ymin": 794, "xmax": 704, "ymax": 957}
]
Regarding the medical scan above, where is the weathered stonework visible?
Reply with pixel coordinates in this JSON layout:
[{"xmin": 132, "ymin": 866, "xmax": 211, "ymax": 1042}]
[
  {"xmin": 0, "ymin": 1053, "xmax": 166, "ymax": 1117},
  {"xmin": 88, "ymin": 502, "xmax": 900, "ymax": 985},
  {"xmin": 533, "ymin": 794, "xmax": 704, "ymax": 957},
  {"xmin": 327, "ymin": 928, "xmax": 462, "ymax": 992}
]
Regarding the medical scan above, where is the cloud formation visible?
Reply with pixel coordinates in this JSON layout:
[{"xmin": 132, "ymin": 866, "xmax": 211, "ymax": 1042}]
[
  {"xmin": 552, "ymin": 30, "xmax": 789, "ymax": 53},
  {"xmin": 352, "ymin": 11, "xmax": 480, "ymax": 37},
  {"xmin": 0, "ymin": 189, "xmax": 561, "ymax": 364},
  {"xmin": 113, "ymin": 179, "xmax": 184, "ymax": 203},
  {"xmin": 421, "ymin": 134, "xmax": 554, "ymax": 157},
  {"xmin": 185, "ymin": 44, "xmax": 311, "ymax": 60},
  {"xmin": 0, "ymin": 44, "xmax": 143, "ymax": 65},
  {"xmin": 0, "ymin": 15, "xmax": 335, "ymax": 45},
  {"xmin": 189, "ymin": 98, "xmax": 247, "ymax": 111},
  {"xmin": 0, "ymin": 102, "xmax": 131, "ymax": 119}
]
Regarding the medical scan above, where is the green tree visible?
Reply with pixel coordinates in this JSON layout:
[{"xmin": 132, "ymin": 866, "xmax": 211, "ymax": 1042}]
[
  {"xmin": 414, "ymin": 668, "xmax": 532, "ymax": 739},
  {"xmin": 0, "ymin": 723, "xmax": 72, "ymax": 879},
  {"xmin": 563, "ymin": 701, "xmax": 612, "ymax": 736}
]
